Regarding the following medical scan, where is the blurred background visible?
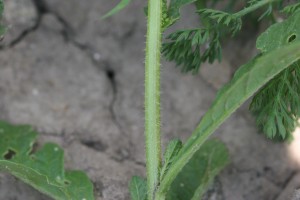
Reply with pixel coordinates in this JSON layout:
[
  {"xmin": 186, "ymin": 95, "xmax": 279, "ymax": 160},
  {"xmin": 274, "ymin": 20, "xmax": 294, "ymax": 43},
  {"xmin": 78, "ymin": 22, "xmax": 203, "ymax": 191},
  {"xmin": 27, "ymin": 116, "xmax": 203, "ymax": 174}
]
[{"xmin": 0, "ymin": 0, "xmax": 299, "ymax": 199}]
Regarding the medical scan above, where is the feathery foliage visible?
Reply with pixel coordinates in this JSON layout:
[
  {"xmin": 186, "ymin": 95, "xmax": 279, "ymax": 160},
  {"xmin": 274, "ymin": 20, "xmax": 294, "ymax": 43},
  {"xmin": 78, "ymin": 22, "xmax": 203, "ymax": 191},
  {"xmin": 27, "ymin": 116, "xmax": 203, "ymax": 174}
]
[
  {"xmin": 162, "ymin": 29, "xmax": 221, "ymax": 73},
  {"xmin": 250, "ymin": 11, "xmax": 300, "ymax": 139},
  {"xmin": 198, "ymin": 9, "xmax": 242, "ymax": 34},
  {"xmin": 162, "ymin": 0, "xmax": 281, "ymax": 73},
  {"xmin": 250, "ymin": 62, "xmax": 300, "ymax": 139}
]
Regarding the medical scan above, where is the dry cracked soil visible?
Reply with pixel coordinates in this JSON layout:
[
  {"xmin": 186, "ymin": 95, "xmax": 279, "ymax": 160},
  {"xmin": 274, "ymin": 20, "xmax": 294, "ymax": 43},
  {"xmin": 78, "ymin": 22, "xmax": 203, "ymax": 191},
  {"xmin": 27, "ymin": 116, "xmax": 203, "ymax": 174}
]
[{"xmin": 0, "ymin": 0, "xmax": 300, "ymax": 200}]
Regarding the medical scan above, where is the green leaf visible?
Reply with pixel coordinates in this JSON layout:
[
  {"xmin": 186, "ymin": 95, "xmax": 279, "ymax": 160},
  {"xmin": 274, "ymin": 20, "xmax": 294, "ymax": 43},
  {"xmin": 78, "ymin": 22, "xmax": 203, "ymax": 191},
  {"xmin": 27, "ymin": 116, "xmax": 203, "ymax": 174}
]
[
  {"xmin": 102, "ymin": 0, "xmax": 131, "ymax": 19},
  {"xmin": 158, "ymin": 41, "xmax": 300, "ymax": 195},
  {"xmin": 162, "ymin": 28, "xmax": 222, "ymax": 73},
  {"xmin": 0, "ymin": 121, "xmax": 94, "ymax": 200},
  {"xmin": 166, "ymin": 139, "xmax": 229, "ymax": 200},
  {"xmin": 250, "ymin": 11, "xmax": 300, "ymax": 139},
  {"xmin": 282, "ymin": 3, "xmax": 300, "ymax": 15},
  {"xmin": 129, "ymin": 176, "xmax": 147, "ymax": 200},
  {"xmin": 160, "ymin": 139, "xmax": 182, "ymax": 182},
  {"xmin": 256, "ymin": 11, "xmax": 300, "ymax": 53},
  {"xmin": 198, "ymin": 9, "xmax": 242, "ymax": 34},
  {"xmin": 162, "ymin": 0, "xmax": 177, "ymax": 29}
]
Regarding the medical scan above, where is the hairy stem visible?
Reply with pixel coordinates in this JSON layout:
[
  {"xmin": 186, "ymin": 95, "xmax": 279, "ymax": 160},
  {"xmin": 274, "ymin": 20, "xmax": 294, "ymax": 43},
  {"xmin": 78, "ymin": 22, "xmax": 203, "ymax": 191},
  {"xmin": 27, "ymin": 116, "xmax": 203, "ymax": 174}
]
[{"xmin": 145, "ymin": 0, "xmax": 162, "ymax": 199}]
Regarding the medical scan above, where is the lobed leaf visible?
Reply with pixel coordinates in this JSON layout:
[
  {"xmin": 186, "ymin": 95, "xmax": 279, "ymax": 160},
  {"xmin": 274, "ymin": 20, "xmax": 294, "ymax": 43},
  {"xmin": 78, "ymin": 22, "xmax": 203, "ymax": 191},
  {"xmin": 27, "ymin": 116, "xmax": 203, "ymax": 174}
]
[
  {"xmin": 0, "ymin": 121, "xmax": 94, "ymax": 200},
  {"xmin": 166, "ymin": 139, "xmax": 229, "ymax": 200},
  {"xmin": 129, "ymin": 176, "xmax": 147, "ymax": 200}
]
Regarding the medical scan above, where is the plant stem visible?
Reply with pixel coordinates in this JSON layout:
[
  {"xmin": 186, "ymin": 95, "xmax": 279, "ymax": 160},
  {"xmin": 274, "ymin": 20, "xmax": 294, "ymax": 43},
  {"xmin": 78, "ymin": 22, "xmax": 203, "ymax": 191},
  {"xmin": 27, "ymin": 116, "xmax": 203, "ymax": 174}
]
[
  {"xmin": 234, "ymin": 0, "xmax": 278, "ymax": 18},
  {"xmin": 145, "ymin": 0, "xmax": 162, "ymax": 199}
]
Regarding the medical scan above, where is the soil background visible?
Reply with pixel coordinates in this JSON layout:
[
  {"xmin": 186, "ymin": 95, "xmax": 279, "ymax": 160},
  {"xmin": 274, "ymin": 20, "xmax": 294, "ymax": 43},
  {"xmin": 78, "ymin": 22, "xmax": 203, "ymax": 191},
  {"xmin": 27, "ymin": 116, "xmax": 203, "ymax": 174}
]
[{"xmin": 0, "ymin": 0, "xmax": 300, "ymax": 199}]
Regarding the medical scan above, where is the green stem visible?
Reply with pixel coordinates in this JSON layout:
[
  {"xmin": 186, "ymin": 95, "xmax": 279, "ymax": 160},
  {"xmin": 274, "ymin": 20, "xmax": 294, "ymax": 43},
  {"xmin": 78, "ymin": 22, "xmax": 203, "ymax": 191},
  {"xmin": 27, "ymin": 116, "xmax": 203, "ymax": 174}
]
[
  {"xmin": 145, "ymin": 0, "xmax": 162, "ymax": 199},
  {"xmin": 234, "ymin": 0, "xmax": 278, "ymax": 18}
]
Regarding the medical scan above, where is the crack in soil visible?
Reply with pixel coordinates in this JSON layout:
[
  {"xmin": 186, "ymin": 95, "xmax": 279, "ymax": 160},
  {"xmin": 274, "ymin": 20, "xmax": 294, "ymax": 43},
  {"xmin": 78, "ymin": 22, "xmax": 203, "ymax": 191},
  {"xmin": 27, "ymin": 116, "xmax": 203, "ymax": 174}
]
[
  {"xmin": 80, "ymin": 139, "xmax": 108, "ymax": 152},
  {"xmin": 0, "ymin": 0, "xmax": 47, "ymax": 50},
  {"xmin": 9, "ymin": 0, "xmax": 132, "ymax": 159},
  {"xmin": 27, "ymin": 0, "xmax": 138, "ymax": 165},
  {"xmin": 230, "ymin": 166, "xmax": 277, "ymax": 185},
  {"xmin": 2, "ymin": 0, "xmax": 145, "ymax": 169}
]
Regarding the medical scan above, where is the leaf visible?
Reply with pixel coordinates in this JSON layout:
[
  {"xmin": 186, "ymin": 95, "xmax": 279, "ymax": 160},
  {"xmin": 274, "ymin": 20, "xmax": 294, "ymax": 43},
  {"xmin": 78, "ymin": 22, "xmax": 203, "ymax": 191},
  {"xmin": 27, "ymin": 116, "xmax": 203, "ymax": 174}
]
[
  {"xmin": 247, "ymin": 0, "xmax": 279, "ymax": 20},
  {"xmin": 192, "ymin": 44, "xmax": 300, "ymax": 141},
  {"xmin": 159, "ymin": 41, "xmax": 300, "ymax": 195},
  {"xmin": 166, "ymin": 139, "xmax": 229, "ymax": 200},
  {"xmin": 162, "ymin": 28, "xmax": 222, "ymax": 73},
  {"xmin": 0, "ymin": 121, "xmax": 94, "ymax": 200},
  {"xmin": 282, "ymin": 3, "xmax": 300, "ymax": 15},
  {"xmin": 250, "ymin": 11, "xmax": 300, "ymax": 139},
  {"xmin": 102, "ymin": 0, "xmax": 131, "ymax": 19},
  {"xmin": 256, "ymin": 11, "xmax": 300, "ymax": 53},
  {"xmin": 161, "ymin": 0, "xmax": 177, "ymax": 30},
  {"xmin": 129, "ymin": 176, "xmax": 147, "ymax": 200},
  {"xmin": 160, "ymin": 139, "xmax": 182, "ymax": 181},
  {"xmin": 198, "ymin": 9, "xmax": 242, "ymax": 34}
]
